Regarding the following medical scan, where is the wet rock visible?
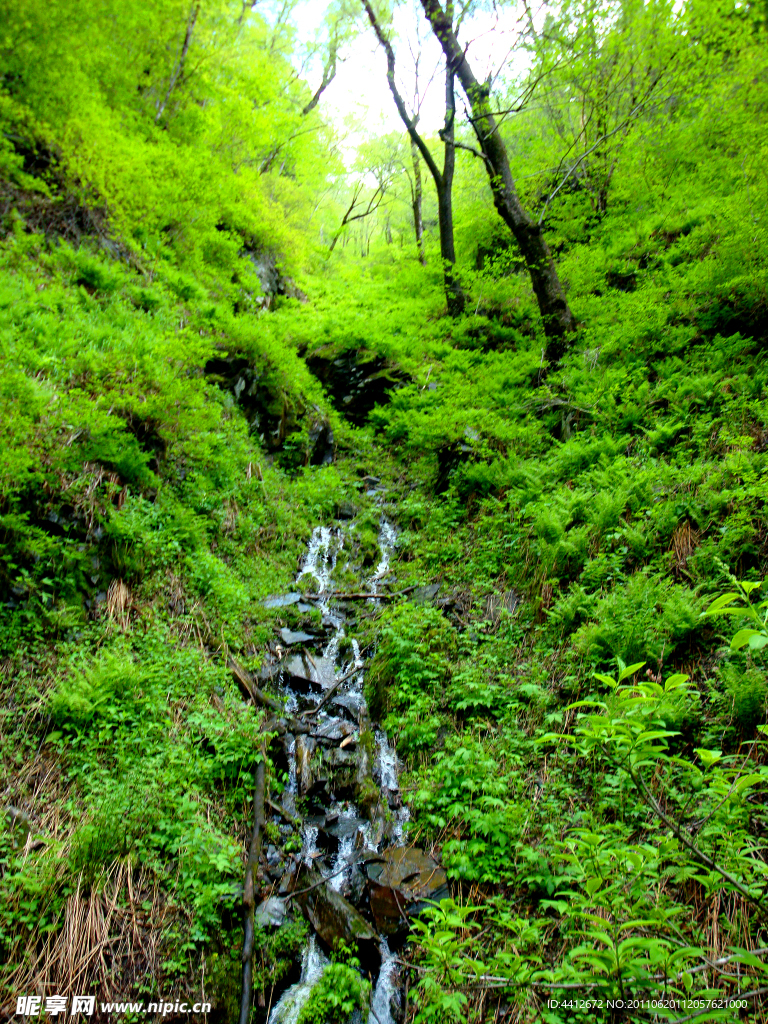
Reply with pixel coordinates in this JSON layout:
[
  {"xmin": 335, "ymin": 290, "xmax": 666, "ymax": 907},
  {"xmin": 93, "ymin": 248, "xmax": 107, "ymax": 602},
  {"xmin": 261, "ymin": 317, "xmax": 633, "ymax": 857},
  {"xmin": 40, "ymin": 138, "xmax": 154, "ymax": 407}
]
[
  {"xmin": 313, "ymin": 825, "xmax": 340, "ymax": 856},
  {"xmin": 411, "ymin": 584, "xmax": 441, "ymax": 605},
  {"xmin": 246, "ymin": 248, "xmax": 307, "ymax": 304},
  {"xmin": 296, "ymin": 868, "xmax": 379, "ymax": 971},
  {"xmin": 295, "ymin": 735, "xmax": 317, "ymax": 796},
  {"xmin": 387, "ymin": 790, "xmax": 403, "ymax": 810},
  {"xmin": 331, "ymin": 693, "xmax": 364, "ymax": 721},
  {"xmin": 312, "ymin": 719, "xmax": 355, "ymax": 745},
  {"xmin": 279, "ymin": 628, "xmax": 314, "ymax": 645},
  {"xmin": 278, "ymin": 860, "xmax": 299, "ymax": 895},
  {"xmin": 323, "ymin": 747, "xmax": 357, "ymax": 800},
  {"xmin": 366, "ymin": 847, "xmax": 449, "ymax": 936},
  {"xmin": 254, "ymin": 896, "xmax": 287, "ymax": 929},
  {"xmin": 355, "ymin": 819, "xmax": 385, "ymax": 851},
  {"xmin": 334, "ymin": 500, "xmax": 358, "ymax": 520},
  {"xmin": 355, "ymin": 714, "xmax": 380, "ymax": 819},
  {"xmin": 307, "ymin": 414, "xmax": 335, "ymax": 466},
  {"xmin": 264, "ymin": 592, "xmax": 302, "ymax": 609},
  {"xmin": 204, "ymin": 354, "xmax": 305, "ymax": 453},
  {"xmin": 284, "ymin": 652, "xmax": 334, "ymax": 693},
  {"xmin": 305, "ymin": 348, "xmax": 410, "ymax": 427}
]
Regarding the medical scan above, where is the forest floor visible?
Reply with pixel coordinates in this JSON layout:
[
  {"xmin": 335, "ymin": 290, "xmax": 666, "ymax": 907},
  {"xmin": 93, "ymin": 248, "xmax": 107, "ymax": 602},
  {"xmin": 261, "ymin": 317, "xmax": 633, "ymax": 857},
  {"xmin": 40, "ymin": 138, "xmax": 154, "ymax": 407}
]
[{"xmin": 1, "ymin": 178, "xmax": 768, "ymax": 1024}]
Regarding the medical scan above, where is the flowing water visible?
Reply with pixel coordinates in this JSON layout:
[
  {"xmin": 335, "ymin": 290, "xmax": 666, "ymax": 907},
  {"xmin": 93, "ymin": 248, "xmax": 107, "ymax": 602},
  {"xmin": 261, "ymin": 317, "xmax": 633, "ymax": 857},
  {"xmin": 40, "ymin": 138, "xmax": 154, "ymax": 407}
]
[{"xmin": 267, "ymin": 514, "xmax": 404, "ymax": 1024}]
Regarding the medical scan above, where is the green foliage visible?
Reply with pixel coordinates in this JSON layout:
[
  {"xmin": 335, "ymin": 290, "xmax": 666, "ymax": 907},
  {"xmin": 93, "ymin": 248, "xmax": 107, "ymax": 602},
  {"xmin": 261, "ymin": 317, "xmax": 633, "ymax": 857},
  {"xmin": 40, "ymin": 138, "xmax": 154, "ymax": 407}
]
[
  {"xmin": 1, "ymin": 0, "xmax": 768, "ymax": 1016},
  {"xmin": 366, "ymin": 601, "xmax": 453, "ymax": 755},
  {"xmin": 297, "ymin": 942, "xmax": 371, "ymax": 1024}
]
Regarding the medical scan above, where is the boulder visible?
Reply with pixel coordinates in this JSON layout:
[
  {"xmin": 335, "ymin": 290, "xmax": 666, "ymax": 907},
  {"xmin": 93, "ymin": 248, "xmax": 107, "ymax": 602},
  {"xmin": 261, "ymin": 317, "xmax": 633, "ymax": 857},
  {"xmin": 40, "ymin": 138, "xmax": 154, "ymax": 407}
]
[
  {"xmin": 334, "ymin": 500, "xmax": 358, "ymax": 520},
  {"xmin": 312, "ymin": 719, "xmax": 356, "ymax": 744},
  {"xmin": 410, "ymin": 584, "xmax": 441, "ymax": 606},
  {"xmin": 365, "ymin": 847, "xmax": 449, "ymax": 936},
  {"xmin": 254, "ymin": 896, "xmax": 287, "ymax": 929},
  {"xmin": 283, "ymin": 652, "xmax": 334, "ymax": 693},
  {"xmin": 263, "ymin": 592, "xmax": 302, "ymax": 609},
  {"xmin": 355, "ymin": 714, "xmax": 380, "ymax": 819},
  {"xmin": 305, "ymin": 348, "xmax": 409, "ymax": 427},
  {"xmin": 323, "ymin": 747, "xmax": 357, "ymax": 801},
  {"xmin": 295, "ymin": 869, "xmax": 379, "ymax": 972},
  {"xmin": 279, "ymin": 628, "xmax": 314, "ymax": 645}
]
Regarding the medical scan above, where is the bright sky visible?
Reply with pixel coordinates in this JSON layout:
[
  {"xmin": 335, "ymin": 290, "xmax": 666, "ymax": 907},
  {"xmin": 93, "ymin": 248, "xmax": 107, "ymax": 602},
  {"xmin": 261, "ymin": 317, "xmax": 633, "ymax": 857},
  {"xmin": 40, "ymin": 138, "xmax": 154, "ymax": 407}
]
[{"xmin": 287, "ymin": 1, "xmax": 534, "ymax": 141}]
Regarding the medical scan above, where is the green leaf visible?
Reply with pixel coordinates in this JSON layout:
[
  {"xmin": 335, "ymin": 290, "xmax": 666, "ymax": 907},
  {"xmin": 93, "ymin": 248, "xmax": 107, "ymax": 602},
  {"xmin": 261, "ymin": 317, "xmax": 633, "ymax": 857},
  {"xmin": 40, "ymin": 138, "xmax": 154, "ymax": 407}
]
[
  {"xmin": 664, "ymin": 673, "xmax": 689, "ymax": 692},
  {"xmin": 701, "ymin": 593, "xmax": 741, "ymax": 616},
  {"xmin": 618, "ymin": 661, "xmax": 646, "ymax": 682},
  {"xmin": 731, "ymin": 628, "xmax": 760, "ymax": 650},
  {"xmin": 594, "ymin": 673, "xmax": 618, "ymax": 689}
]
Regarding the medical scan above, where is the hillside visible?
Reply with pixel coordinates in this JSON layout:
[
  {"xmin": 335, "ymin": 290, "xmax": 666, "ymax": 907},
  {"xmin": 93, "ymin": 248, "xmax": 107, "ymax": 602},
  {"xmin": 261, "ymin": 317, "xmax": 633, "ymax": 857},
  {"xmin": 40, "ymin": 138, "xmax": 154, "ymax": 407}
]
[{"xmin": 1, "ymin": 2, "xmax": 768, "ymax": 1023}]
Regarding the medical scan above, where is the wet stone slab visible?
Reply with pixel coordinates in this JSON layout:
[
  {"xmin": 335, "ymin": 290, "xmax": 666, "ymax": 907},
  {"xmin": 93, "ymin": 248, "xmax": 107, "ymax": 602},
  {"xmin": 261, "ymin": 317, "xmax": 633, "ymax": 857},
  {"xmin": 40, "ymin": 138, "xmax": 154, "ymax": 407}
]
[
  {"xmin": 366, "ymin": 847, "xmax": 449, "ymax": 936},
  {"xmin": 279, "ymin": 628, "xmax": 315, "ymax": 645},
  {"xmin": 263, "ymin": 592, "xmax": 302, "ymax": 608}
]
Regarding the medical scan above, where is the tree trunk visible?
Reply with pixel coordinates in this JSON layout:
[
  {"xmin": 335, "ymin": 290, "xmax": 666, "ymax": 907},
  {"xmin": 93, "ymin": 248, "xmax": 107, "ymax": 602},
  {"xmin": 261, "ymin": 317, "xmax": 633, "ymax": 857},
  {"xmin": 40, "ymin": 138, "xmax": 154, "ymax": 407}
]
[
  {"xmin": 410, "ymin": 140, "xmax": 426, "ymax": 265},
  {"xmin": 155, "ymin": 2, "xmax": 199, "ymax": 125},
  {"xmin": 438, "ymin": 66, "xmax": 464, "ymax": 315},
  {"xmin": 419, "ymin": 0, "xmax": 577, "ymax": 356},
  {"xmin": 239, "ymin": 753, "xmax": 266, "ymax": 1024},
  {"xmin": 362, "ymin": 0, "xmax": 465, "ymax": 316}
]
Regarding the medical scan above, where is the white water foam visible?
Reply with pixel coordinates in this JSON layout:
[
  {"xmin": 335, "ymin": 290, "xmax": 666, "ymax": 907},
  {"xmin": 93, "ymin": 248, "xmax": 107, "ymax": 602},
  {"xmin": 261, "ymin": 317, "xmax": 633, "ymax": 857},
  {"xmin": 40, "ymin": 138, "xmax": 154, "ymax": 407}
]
[
  {"xmin": 375, "ymin": 730, "xmax": 398, "ymax": 791},
  {"xmin": 368, "ymin": 938, "xmax": 398, "ymax": 1024},
  {"xmin": 268, "ymin": 935, "xmax": 329, "ymax": 1024}
]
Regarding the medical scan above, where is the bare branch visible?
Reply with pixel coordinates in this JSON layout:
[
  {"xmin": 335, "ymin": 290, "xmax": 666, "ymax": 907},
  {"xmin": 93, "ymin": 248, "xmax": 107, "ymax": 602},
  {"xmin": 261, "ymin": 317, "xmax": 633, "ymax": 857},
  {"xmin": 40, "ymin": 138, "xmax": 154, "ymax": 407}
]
[
  {"xmin": 628, "ymin": 764, "xmax": 768, "ymax": 918},
  {"xmin": 302, "ymin": 30, "xmax": 340, "ymax": 116},
  {"xmin": 155, "ymin": 2, "xmax": 200, "ymax": 124},
  {"xmin": 361, "ymin": 0, "xmax": 443, "ymax": 188}
]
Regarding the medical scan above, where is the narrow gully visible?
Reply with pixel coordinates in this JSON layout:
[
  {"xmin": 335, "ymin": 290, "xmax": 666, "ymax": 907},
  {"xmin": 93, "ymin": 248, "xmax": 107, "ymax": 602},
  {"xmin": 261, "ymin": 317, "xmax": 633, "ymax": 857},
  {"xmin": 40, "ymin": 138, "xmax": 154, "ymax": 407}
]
[{"xmin": 265, "ymin": 514, "xmax": 407, "ymax": 1024}]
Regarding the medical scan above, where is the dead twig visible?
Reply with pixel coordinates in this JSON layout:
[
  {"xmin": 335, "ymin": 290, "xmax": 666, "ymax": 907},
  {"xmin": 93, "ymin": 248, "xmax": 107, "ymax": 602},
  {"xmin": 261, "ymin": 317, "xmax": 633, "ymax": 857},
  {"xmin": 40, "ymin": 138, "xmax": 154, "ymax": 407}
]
[{"xmin": 239, "ymin": 750, "xmax": 266, "ymax": 1024}]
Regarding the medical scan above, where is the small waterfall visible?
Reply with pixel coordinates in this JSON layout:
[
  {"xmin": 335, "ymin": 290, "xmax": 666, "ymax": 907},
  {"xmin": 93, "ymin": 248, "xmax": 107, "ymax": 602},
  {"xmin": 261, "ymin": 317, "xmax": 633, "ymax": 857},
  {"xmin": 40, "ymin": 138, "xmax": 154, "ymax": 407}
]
[
  {"xmin": 368, "ymin": 939, "xmax": 398, "ymax": 1024},
  {"xmin": 267, "ymin": 512, "xmax": 411, "ymax": 1023},
  {"xmin": 369, "ymin": 518, "xmax": 397, "ymax": 596},
  {"xmin": 375, "ymin": 730, "xmax": 398, "ymax": 792},
  {"xmin": 268, "ymin": 936, "xmax": 328, "ymax": 1024},
  {"xmin": 301, "ymin": 823, "xmax": 319, "ymax": 867}
]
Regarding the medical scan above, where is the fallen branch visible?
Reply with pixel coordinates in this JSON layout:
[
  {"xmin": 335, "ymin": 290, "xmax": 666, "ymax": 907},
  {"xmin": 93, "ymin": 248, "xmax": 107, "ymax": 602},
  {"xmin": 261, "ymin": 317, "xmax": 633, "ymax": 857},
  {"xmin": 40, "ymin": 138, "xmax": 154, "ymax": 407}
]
[
  {"xmin": 303, "ymin": 585, "xmax": 418, "ymax": 602},
  {"xmin": 266, "ymin": 798, "xmax": 301, "ymax": 828},
  {"xmin": 301, "ymin": 663, "xmax": 362, "ymax": 720},
  {"xmin": 628, "ymin": 765, "xmax": 768, "ymax": 918},
  {"xmin": 284, "ymin": 854, "xmax": 368, "ymax": 904},
  {"xmin": 229, "ymin": 657, "xmax": 283, "ymax": 714},
  {"xmin": 239, "ymin": 751, "xmax": 267, "ymax": 1024}
]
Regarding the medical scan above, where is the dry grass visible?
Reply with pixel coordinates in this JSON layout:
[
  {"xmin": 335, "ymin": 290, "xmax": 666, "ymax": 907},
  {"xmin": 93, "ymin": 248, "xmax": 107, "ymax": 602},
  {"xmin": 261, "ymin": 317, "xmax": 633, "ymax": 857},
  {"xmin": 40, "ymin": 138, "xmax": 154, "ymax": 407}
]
[
  {"xmin": 105, "ymin": 579, "xmax": 132, "ymax": 630},
  {"xmin": 671, "ymin": 520, "xmax": 699, "ymax": 575},
  {"xmin": 2, "ymin": 860, "xmax": 173, "ymax": 1019}
]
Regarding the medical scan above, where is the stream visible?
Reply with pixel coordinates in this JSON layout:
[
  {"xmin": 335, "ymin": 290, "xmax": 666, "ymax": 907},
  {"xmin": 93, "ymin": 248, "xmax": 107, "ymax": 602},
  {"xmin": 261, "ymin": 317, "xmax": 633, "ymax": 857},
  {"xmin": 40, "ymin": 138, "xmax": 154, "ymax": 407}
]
[{"xmin": 260, "ymin": 510, "xmax": 442, "ymax": 1024}]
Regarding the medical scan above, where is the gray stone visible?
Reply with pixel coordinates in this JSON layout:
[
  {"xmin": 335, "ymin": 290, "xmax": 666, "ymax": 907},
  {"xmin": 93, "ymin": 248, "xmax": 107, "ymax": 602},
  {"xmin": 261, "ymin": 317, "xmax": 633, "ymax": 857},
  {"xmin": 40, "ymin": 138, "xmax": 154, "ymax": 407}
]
[
  {"xmin": 254, "ymin": 896, "xmax": 287, "ymax": 929},
  {"xmin": 256, "ymin": 897, "xmax": 288, "ymax": 929},
  {"xmin": 279, "ymin": 628, "xmax": 314, "ymax": 645},
  {"xmin": 264, "ymin": 592, "xmax": 301, "ymax": 608}
]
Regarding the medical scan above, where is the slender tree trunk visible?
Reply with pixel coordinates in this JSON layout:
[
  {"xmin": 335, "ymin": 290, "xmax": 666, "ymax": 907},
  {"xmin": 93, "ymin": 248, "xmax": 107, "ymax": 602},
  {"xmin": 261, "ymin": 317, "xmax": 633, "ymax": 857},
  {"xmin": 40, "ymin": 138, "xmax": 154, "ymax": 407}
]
[
  {"xmin": 362, "ymin": 0, "xmax": 465, "ymax": 316},
  {"xmin": 420, "ymin": 0, "xmax": 577, "ymax": 355},
  {"xmin": 155, "ymin": 2, "xmax": 199, "ymax": 124},
  {"xmin": 438, "ymin": 66, "xmax": 464, "ymax": 315},
  {"xmin": 410, "ymin": 140, "xmax": 426, "ymax": 265}
]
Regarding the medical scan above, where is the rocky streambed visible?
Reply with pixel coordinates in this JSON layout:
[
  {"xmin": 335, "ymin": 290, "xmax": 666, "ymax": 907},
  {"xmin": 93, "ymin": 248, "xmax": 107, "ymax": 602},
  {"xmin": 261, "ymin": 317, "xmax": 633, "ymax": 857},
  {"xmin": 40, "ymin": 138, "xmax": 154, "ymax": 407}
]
[{"xmin": 253, "ymin": 513, "xmax": 447, "ymax": 1023}]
